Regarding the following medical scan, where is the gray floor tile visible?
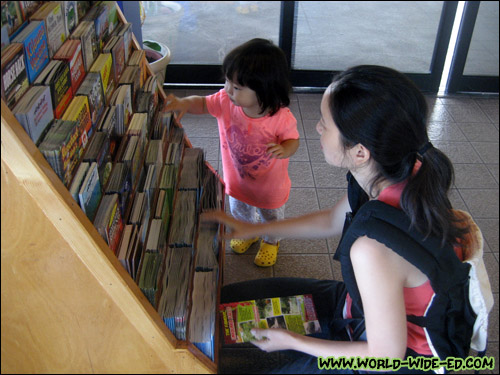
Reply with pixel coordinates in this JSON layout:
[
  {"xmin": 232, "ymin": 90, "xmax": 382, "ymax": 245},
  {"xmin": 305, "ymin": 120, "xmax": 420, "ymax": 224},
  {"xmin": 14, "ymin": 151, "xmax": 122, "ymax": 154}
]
[
  {"xmin": 306, "ymin": 139, "xmax": 325, "ymax": 163},
  {"xmin": 440, "ymin": 96, "xmax": 482, "ymax": 106},
  {"xmin": 273, "ymin": 255, "xmax": 333, "ymax": 279},
  {"xmin": 475, "ymin": 218, "xmax": 500, "ymax": 253},
  {"xmin": 326, "ymin": 243, "xmax": 341, "ymax": 260},
  {"xmin": 187, "ymin": 137, "xmax": 219, "ymax": 160},
  {"xmin": 433, "ymin": 141, "xmax": 483, "ymax": 163},
  {"xmin": 288, "ymin": 162, "xmax": 314, "ymax": 188},
  {"xmin": 444, "ymin": 105, "xmax": 492, "ymax": 123},
  {"xmin": 456, "ymin": 122, "xmax": 499, "ymax": 143},
  {"xmin": 329, "ymin": 254, "xmax": 343, "ymax": 281},
  {"xmin": 289, "ymin": 140, "xmax": 310, "ymax": 162},
  {"xmin": 302, "ymin": 119, "xmax": 320, "ymax": 139},
  {"xmin": 484, "ymin": 253, "xmax": 499, "ymax": 294},
  {"xmin": 482, "ymin": 106, "xmax": 499, "ymax": 125},
  {"xmin": 474, "ymin": 98, "xmax": 500, "ymax": 108},
  {"xmin": 486, "ymin": 164, "xmax": 499, "ymax": 183},
  {"xmin": 428, "ymin": 121, "xmax": 468, "ymax": 142},
  {"xmin": 286, "ymin": 188, "xmax": 319, "ymax": 217},
  {"xmin": 316, "ymin": 188, "xmax": 347, "ymax": 210},
  {"xmin": 454, "ymin": 164, "xmax": 498, "ymax": 189},
  {"xmin": 311, "ymin": 164, "xmax": 349, "ymax": 188},
  {"xmin": 471, "ymin": 142, "xmax": 500, "ymax": 164},
  {"xmin": 448, "ymin": 188, "xmax": 468, "ymax": 212},
  {"xmin": 298, "ymin": 100, "xmax": 321, "ymax": 121},
  {"xmin": 178, "ymin": 114, "xmax": 220, "ymax": 138},
  {"xmin": 279, "ymin": 238, "xmax": 329, "ymax": 255},
  {"xmin": 459, "ymin": 189, "xmax": 499, "ymax": 218},
  {"xmin": 428, "ymin": 104, "xmax": 455, "ymax": 122},
  {"xmin": 223, "ymin": 253, "xmax": 273, "ymax": 285}
]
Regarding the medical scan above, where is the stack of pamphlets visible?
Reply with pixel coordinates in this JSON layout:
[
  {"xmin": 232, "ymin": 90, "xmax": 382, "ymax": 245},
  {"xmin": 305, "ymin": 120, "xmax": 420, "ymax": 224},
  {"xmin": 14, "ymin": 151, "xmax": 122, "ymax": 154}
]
[{"xmin": 220, "ymin": 294, "xmax": 321, "ymax": 344}]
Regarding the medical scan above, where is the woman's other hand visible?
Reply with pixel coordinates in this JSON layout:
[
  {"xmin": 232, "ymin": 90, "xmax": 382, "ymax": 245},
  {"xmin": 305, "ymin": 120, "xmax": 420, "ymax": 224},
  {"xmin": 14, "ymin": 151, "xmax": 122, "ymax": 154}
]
[{"xmin": 250, "ymin": 328, "xmax": 298, "ymax": 352}]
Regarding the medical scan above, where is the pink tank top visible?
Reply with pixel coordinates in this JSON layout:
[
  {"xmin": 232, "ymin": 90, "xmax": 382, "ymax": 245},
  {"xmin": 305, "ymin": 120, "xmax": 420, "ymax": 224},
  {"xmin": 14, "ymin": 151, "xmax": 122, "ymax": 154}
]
[{"xmin": 344, "ymin": 168, "xmax": 462, "ymax": 355}]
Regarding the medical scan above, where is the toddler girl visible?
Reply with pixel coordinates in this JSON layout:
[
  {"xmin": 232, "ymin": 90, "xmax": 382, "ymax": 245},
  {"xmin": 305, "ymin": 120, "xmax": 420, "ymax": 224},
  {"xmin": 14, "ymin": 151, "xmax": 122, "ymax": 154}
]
[{"xmin": 165, "ymin": 38, "xmax": 299, "ymax": 267}]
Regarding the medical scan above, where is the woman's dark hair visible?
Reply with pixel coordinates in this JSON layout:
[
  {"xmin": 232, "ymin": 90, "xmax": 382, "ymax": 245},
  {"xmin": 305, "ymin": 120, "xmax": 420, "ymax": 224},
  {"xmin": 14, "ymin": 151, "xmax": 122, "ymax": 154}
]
[
  {"xmin": 329, "ymin": 65, "xmax": 468, "ymax": 247},
  {"xmin": 222, "ymin": 38, "xmax": 291, "ymax": 116}
]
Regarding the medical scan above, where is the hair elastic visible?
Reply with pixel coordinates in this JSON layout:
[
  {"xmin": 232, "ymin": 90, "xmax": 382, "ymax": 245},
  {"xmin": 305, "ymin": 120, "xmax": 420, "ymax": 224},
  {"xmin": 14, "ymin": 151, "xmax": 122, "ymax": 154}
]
[{"xmin": 418, "ymin": 142, "xmax": 433, "ymax": 156}]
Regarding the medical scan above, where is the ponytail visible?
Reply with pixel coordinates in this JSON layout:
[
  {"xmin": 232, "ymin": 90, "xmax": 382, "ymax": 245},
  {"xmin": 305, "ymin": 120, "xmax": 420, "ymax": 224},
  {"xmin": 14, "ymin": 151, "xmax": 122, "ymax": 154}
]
[{"xmin": 401, "ymin": 143, "xmax": 468, "ymax": 247}]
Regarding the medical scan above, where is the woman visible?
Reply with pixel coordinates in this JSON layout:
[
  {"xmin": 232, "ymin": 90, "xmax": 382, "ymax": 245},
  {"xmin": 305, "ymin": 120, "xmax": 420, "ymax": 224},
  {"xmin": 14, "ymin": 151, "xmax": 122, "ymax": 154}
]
[{"xmin": 204, "ymin": 65, "xmax": 470, "ymax": 373}]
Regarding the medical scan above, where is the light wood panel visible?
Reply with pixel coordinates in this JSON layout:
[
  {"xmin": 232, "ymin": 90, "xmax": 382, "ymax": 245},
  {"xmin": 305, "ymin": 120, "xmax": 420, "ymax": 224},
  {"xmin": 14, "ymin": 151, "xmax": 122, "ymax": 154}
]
[
  {"xmin": 1, "ymin": 101, "xmax": 213, "ymax": 373},
  {"xmin": 1, "ymin": 3, "xmax": 212, "ymax": 371}
]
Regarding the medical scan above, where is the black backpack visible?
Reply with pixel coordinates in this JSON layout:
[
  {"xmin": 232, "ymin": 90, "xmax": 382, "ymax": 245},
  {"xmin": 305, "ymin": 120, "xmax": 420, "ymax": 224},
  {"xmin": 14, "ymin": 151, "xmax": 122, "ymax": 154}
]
[{"xmin": 334, "ymin": 174, "xmax": 493, "ymax": 367}]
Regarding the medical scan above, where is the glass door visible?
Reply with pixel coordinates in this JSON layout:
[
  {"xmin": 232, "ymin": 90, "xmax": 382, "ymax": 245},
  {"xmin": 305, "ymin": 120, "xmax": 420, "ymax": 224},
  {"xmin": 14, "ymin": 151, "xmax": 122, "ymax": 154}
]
[
  {"xmin": 446, "ymin": 1, "xmax": 499, "ymax": 93},
  {"xmin": 142, "ymin": 1, "xmax": 458, "ymax": 93},
  {"xmin": 142, "ymin": 1, "xmax": 281, "ymax": 85},
  {"xmin": 288, "ymin": 1, "xmax": 457, "ymax": 91}
]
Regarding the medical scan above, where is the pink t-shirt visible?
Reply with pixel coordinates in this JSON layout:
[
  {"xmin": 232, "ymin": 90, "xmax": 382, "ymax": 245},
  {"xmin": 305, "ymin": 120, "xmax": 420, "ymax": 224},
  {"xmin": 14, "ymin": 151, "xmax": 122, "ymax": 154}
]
[{"xmin": 205, "ymin": 89, "xmax": 299, "ymax": 209}]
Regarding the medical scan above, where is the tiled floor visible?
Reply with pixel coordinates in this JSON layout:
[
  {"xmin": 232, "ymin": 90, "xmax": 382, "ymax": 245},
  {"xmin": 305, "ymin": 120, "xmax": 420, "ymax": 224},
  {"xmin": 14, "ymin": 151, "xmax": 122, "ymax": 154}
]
[{"xmin": 166, "ymin": 87, "xmax": 499, "ymax": 373}]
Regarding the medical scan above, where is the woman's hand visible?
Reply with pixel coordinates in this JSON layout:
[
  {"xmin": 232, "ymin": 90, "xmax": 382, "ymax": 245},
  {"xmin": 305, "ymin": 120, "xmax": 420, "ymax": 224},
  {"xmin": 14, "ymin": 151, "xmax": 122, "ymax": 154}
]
[
  {"xmin": 201, "ymin": 211, "xmax": 258, "ymax": 240},
  {"xmin": 250, "ymin": 328, "xmax": 298, "ymax": 352}
]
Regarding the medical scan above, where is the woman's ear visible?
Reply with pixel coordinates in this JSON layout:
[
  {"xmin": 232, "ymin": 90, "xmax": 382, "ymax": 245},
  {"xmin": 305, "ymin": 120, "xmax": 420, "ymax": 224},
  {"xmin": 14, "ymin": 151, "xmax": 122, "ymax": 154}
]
[{"xmin": 352, "ymin": 143, "xmax": 371, "ymax": 166}]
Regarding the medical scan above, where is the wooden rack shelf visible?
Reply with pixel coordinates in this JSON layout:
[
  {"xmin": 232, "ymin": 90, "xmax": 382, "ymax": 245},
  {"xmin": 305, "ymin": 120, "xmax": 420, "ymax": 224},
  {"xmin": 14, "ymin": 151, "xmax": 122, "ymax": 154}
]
[{"xmin": 1, "ymin": 3, "xmax": 221, "ymax": 374}]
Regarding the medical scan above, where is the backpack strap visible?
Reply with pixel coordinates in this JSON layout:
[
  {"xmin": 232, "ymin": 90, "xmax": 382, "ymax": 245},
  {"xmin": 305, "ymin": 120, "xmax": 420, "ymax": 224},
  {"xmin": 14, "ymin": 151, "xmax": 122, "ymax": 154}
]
[
  {"xmin": 335, "ymin": 200, "xmax": 471, "ymax": 312},
  {"xmin": 346, "ymin": 172, "xmax": 369, "ymax": 215},
  {"xmin": 335, "ymin": 172, "xmax": 369, "ymax": 254},
  {"xmin": 334, "ymin": 200, "xmax": 493, "ymax": 363}
]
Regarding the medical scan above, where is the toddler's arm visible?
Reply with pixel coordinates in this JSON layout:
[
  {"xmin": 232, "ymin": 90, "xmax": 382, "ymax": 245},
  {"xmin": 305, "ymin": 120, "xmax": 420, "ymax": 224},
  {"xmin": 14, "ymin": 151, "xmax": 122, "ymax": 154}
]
[
  {"xmin": 165, "ymin": 94, "xmax": 208, "ymax": 120},
  {"xmin": 266, "ymin": 138, "xmax": 299, "ymax": 159}
]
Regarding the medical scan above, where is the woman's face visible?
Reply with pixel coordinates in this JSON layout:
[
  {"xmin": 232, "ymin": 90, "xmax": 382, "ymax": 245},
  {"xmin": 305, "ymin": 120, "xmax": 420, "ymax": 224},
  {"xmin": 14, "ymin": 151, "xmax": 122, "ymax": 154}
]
[{"xmin": 316, "ymin": 87, "xmax": 347, "ymax": 167}]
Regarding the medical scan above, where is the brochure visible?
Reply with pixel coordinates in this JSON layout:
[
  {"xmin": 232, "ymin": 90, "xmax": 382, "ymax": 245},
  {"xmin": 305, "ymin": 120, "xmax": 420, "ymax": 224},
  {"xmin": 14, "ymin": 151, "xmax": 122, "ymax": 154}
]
[{"xmin": 220, "ymin": 294, "xmax": 321, "ymax": 344}]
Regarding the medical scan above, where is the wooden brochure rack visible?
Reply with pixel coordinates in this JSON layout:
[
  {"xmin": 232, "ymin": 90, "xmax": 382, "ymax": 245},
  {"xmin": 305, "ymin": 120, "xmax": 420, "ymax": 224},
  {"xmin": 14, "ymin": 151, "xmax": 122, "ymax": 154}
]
[{"xmin": 1, "ymin": 3, "xmax": 223, "ymax": 374}]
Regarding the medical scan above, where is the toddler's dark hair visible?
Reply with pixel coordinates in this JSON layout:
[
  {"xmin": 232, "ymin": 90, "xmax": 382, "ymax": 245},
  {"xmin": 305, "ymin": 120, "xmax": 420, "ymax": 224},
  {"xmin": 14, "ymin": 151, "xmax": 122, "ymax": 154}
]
[{"xmin": 223, "ymin": 38, "xmax": 291, "ymax": 116}]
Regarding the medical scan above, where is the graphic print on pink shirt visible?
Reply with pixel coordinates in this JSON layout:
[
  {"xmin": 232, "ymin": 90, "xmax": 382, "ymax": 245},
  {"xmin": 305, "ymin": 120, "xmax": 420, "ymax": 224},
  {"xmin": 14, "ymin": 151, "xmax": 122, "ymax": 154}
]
[
  {"xmin": 205, "ymin": 88, "xmax": 298, "ymax": 208},
  {"xmin": 224, "ymin": 124, "xmax": 273, "ymax": 180}
]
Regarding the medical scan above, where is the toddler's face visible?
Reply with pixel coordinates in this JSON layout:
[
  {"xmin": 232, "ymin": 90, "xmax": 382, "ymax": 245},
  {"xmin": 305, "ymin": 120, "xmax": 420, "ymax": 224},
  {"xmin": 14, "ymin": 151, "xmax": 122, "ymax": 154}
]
[{"xmin": 224, "ymin": 75, "xmax": 263, "ymax": 117}]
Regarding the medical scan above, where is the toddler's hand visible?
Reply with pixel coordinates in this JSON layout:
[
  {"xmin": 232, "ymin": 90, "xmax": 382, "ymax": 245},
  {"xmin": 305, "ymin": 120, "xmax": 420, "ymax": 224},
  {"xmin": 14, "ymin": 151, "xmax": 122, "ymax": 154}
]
[
  {"xmin": 266, "ymin": 143, "xmax": 286, "ymax": 159},
  {"xmin": 165, "ymin": 94, "xmax": 188, "ymax": 120}
]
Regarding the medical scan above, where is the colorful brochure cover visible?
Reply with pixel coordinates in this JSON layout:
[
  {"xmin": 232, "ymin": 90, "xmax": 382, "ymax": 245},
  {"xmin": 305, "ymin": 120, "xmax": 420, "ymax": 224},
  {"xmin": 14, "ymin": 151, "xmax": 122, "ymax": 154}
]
[{"xmin": 220, "ymin": 294, "xmax": 321, "ymax": 344}]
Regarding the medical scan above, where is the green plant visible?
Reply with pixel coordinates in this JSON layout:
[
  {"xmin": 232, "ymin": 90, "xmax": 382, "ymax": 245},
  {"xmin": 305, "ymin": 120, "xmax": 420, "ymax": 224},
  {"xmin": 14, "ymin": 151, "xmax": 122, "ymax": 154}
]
[{"xmin": 143, "ymin": 40, "xmax": 161, "ymax": 52}]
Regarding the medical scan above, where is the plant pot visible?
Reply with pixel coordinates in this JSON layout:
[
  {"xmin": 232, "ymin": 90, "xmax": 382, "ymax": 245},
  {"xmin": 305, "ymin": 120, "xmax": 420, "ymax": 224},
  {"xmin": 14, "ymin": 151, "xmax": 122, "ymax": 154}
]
[{"xmin": 143, "ymin": 40, "xmax": 171, "ymax": 84}]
